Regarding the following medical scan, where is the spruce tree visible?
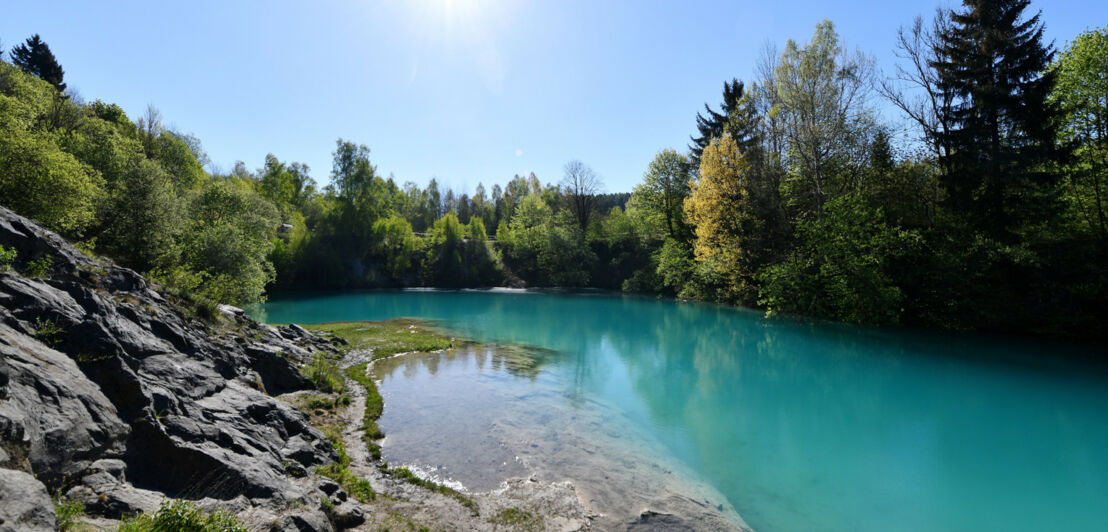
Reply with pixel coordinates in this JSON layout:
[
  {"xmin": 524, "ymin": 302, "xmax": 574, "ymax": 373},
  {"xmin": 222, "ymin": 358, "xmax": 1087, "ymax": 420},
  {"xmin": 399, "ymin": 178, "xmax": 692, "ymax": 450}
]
[
  {"xmin": 689, "ymin": 79, "xmax": 758, "ymax": 167},
  {"xmin": 11, "ymin": 34, "xmax": 66, "ymax": 92},
  {"xmin": 931, "ymin": 0, "xmax": 1061, "ymax": 238}
]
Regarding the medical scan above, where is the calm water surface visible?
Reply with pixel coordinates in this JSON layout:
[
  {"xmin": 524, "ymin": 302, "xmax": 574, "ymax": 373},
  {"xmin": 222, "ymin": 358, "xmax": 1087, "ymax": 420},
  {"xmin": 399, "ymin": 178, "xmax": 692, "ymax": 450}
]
[{"xmin": 252, "ymin": 290, "xmax": 1108, "ymax": 531}]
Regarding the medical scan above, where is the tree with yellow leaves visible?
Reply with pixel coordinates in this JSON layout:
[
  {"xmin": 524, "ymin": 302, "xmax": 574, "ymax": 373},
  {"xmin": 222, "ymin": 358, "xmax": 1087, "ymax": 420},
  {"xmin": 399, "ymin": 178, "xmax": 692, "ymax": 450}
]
[{"xmin": 684, "ymin": 132, "xmax": 762, "ymax": 302}]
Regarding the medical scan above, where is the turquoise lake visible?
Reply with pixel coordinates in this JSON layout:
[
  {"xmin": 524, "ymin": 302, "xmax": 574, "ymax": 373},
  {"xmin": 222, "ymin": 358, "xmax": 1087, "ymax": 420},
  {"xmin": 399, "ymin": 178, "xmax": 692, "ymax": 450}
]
[{"xmin": 251, "ymin": 289, "xmax": 1108, "ymax": 531}]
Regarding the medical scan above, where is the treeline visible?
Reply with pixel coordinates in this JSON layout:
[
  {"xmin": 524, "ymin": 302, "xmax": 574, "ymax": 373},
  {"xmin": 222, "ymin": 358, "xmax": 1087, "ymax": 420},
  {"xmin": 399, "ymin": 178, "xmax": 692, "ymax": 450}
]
[{"xmin": 2, "ymin": 0, "xmax": 1106, "ymax": 339}]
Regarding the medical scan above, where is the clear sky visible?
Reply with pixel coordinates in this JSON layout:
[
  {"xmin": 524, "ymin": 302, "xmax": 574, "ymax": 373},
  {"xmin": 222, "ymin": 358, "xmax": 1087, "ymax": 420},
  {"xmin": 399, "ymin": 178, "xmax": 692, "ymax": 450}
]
[{"xmin": 2, "ymin": 0, "xmax": 1102, "ymax": 194}]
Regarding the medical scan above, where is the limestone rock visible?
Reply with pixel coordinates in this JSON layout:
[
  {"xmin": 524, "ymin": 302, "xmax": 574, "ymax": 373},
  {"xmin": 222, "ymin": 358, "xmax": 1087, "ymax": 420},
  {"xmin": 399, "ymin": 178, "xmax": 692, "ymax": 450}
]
[{"xmin": 0, "ymin": 468, "xmax": 56, "ymax": 532}]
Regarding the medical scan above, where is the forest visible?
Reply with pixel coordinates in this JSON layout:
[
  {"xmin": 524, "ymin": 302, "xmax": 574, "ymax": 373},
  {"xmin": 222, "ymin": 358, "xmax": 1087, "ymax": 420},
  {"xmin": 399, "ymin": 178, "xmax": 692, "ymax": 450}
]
[{"xmin": 1, "ymin": 1, "xmax": 1105, "ymax": 339}]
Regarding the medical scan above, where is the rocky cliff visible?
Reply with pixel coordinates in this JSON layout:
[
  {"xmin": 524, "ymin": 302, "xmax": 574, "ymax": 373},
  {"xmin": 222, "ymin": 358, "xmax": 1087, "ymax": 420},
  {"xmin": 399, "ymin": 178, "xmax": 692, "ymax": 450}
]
[{"xmin": 0, "ymin": 207, "xmax": 346, "ymax": 530}]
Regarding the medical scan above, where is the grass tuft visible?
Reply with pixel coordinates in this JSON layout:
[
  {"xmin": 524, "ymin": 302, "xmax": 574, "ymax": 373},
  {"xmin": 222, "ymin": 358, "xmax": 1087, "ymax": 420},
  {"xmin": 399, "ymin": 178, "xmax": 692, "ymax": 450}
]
[
  {"xmin": 115, "ymin": 499, "xmax": 246, "ymax": 532},
  {"xmin": 303, "ymin": 354, "xmax": 346, "ymax": 394},
  {"xmin": 388, "ymin": 466, "xmax": 479, "ymax": 516},
  {"xmin": 488, "ymin": 507, "xmax": 544, "ymax": 531},
  {"xmin": 315, "ymin": 424, "xmax": 375, "ymax": 503}
]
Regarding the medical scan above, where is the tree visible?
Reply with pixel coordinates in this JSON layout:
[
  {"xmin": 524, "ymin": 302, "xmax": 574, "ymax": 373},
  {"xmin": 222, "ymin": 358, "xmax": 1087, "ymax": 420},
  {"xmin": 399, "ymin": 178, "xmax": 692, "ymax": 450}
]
[
  {"xmin": 690, "ymin": 79, "xmax": 750, "ymax": 167},
  {"xmin": 10, "ymin": 35, "xmax": 66, "ymax": 91},
  {"xmin": 633, "ymin": 149, "xmax": 692, "ymax": 239},
  {"xmin": 684, "ymin": 133, "xmax": 761, "ymax": 302},
  {"xmin": 1050, "ymin": 26, "xmax": 1108, "ymax": 241},
  {"xmin": 878, "ymin": 10, "xmax": 957, "ymax": 169},
  {"xmin": 331, "ymin": 139, "xmax": 379, "ymax": 203},
  {"xmin": 0, "ymin": 128, "xmax": 102, "ymax": 235},
  {"xmin": 932, "ymin": 0, "xmax": 1062, "ymax": 238},
  {"xmin": 561, "ymin": 160, "xmax": 601, "ymax": 234},
  {"xmin": 774, "ymin": 20, "xmax": 875, "ymax": 220}
]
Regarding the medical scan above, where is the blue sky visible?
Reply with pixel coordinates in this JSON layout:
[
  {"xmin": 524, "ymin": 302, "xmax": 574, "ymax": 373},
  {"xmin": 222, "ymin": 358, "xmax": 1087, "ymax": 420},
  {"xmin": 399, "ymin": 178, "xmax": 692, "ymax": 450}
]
[{"xmin": 2, "ymin": 1, "xmax": 1102, "ymax": 194}]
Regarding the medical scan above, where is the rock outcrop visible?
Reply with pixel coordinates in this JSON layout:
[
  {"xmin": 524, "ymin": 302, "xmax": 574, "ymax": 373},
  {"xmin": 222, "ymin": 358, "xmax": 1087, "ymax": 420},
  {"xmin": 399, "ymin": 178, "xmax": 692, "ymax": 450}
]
[{"xmin": 0, "ymin": 207, "xmax": 341, "ymax": 528}]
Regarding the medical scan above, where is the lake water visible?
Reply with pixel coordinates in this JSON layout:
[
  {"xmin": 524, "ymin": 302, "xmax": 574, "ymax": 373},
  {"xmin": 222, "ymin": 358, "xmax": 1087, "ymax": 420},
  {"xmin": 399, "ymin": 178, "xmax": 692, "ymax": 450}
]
[{"xmin": 251, "ymin": 289, "xmax": 1108, "ymax": 531}]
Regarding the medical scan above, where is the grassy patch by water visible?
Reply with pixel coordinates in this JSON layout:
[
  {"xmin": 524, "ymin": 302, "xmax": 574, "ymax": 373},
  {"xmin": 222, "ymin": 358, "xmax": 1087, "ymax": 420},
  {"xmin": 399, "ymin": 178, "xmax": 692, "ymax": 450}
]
[
  {"xmin": 344, "ymin": 362, "xmax": 384, "ymax": 460},
  {"xmin": 388, "ymin": 466, "xmax": 479, "ymax": 516},
  {"xmin": 310, "ymin": 319, "xmax": 452, "ymax": 359},
  {"xmin": 315, "ymin": 423, "xmax": 375, "ymax": 503},
  {"xmin": 488, "ymin": 507, "xmax": 544, "ymax": 531}
]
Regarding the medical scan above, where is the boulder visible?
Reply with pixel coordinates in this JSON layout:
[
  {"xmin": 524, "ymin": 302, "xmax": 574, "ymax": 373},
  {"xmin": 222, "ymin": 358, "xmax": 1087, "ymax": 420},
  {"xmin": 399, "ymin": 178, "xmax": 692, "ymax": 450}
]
[{"xmin": 0, "ymin": 468, "xmax": 55, "ymax": 532}]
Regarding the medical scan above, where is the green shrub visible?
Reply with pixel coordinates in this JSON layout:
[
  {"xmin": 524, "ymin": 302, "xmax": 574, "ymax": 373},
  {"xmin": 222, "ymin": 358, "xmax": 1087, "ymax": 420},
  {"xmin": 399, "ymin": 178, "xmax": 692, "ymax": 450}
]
[
  {"xmin": 0, "ymin": 245, "xmax": 16, "ymax": 271},
  {"xmin": 115, "ymin": 499, "xmax": 246, "ymax": 532},
  {"xmin": 33, "ymin": 317, "xmax": 63, "ymax": 346},
  {"xmin": 53, "ymin": 497, "xmax": 85, "ymax": 531},
  {"xmin": 25, "ymin": 254, "xmax": 53, "ymax": 278},
  {"xmin": 303, "ymin": 354, "xmax": 345, "ymax": 394}
]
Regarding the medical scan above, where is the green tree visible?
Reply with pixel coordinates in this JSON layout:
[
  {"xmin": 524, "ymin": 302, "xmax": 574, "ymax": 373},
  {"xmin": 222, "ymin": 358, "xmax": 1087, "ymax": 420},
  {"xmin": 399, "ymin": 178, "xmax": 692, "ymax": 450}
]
[
  {"xmin": 758, "ymin": 193, "xmax": 921, "ymax": 325},
  {"xmin": 1050, "ymin": 26, "xmax": 1108, "ymax": 241},
  {"xmin": 774, "ymin": 20, "xmax": 875, "ymax": 220},
  {"xmin": 0, "ymin": 128, "xmax": 102, "ymax": 235},
  {"xmin": 932, "ymin": 0, "xmax": 1062, "ymax": 239},
  {"xmin": 371, "ymin": 214, "xmax": 418, "ymax": 280},
  {"xmin": 633, "ymin": 149, "xmax": 692, "ymax": 239},
  {"xmin": 10, "ymin": 35, "xmax": 66, "ymax": 92}
]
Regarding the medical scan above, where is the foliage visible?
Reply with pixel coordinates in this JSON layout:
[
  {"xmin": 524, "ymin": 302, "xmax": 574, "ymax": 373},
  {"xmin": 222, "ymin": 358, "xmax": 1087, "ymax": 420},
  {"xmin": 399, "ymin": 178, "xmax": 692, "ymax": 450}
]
[
  {"xmin": 758, "ymin": 194, "xmax": 921, "ymax": 324},
  {"xmin": 115, "ymin": 499, "xmax": 247, "ymax": 532},
  {"xmin": 315, "ymin": 424, "xmax": 375, "ymax": 503},
  {"xmin": 53, "ymin": 496, "xmax": 84, "ymax": 531},
  {"xmin": 633, "ymin": 148, "xmax": 692, "ymax": 239},
  {"xmin": 773, "ymin": 20, "xmax": 874, "ymax": 220},
  {"xmin": 34, "ymin": 316, "xmax": 63, "ymax": 346},
  {"xmin": 25, "ymin": 254, "xmax": 53, "ymax": 278},
  {"xmin": 345, "ymin": 362, "xmax": 384, "ymax": 459},
  {"xmin": 0, "ymin": 65, "xmax": 103, "ymax": 236},
  {"xmin": 932, "ymin": 0, "xmax": 1062, "ymax": 239},
  {"xmin": 685, "ymin": 133, "xmax": 761, "ymax": 302},
  {"xmin": 1050, "ymin": 26, "xmax": 1108, "ymax": 241},
  {"xmin": 10, "ymin": 34, "xmax": 66, "ymax": 91},
  {"xmin": 0, "ymin": 245, "xmax": 15, "ymax": 270},
  {"xmin": 303, "ymin": 354, "xmax": 346, "ymax": 394}
]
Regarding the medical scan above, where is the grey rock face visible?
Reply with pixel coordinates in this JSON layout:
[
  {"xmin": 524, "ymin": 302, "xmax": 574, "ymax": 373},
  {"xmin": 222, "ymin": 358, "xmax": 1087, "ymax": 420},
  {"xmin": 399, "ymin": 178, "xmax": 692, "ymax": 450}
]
[
  {"xmin": 0, "ymin": 319, "xmax": 128, "ymax": 484},
  {"xmin": 0, "ymin": 468, "xmax": 56, "ymax": 532},
  {"xmin": 0, "ymin": 207, "xmax": 338, "ymax": 521}
]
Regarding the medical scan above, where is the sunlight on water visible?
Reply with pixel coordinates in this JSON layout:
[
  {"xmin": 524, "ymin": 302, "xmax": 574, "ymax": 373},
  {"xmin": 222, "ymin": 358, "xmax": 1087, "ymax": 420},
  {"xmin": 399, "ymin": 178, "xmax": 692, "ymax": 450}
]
[{"xmin": 253, "ymin": 290, "xmax": 1108, "ymax": 532}]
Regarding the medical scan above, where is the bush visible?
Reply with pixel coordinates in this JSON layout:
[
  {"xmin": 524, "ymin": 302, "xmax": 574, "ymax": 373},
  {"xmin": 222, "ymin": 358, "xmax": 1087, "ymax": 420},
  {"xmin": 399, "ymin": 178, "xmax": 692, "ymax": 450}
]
[
  {"xmin": 53, "ymin": 497, "xmax": 84, "ymax": 531},
  {"xmin": 0, "ymin": 245, "xmax": 16, "ymax": 270},
  {"xmin": 116, "ymin": 499, "xmax": 246, "ymax": 532},
  {"xmin": 25, "ymin": 254, "xmax": 53, "ymax": 278},
  {"xmin": 303, "ymin": 354, "xmax": 345, "ymax": 394}
]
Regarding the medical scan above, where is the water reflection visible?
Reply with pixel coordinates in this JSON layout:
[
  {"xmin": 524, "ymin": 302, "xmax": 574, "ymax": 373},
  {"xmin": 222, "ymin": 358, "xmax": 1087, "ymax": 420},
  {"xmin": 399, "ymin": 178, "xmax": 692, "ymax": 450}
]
[{"xmin": 255, "ymin": 290, "xmax": 1108, "ymax": 532}]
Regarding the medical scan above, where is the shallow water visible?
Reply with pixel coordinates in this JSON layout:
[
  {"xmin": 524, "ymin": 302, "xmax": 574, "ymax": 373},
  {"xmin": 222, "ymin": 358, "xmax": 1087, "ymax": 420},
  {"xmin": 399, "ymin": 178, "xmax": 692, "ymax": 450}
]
[{"xmin": 252, "ymin": 290, "xmax": 1108, "ymax": 531}]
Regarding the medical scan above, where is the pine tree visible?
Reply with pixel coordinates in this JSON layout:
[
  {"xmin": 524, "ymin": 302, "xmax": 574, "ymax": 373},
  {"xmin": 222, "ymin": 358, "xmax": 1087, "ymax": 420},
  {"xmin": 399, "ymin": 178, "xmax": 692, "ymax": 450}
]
[
  {"xmin": 689, "ymin": 79, "xmax": 758, "ymax": 167},
  {"xmin": 932, "ymin": 0, "xmax": 1061, "ymax": 238},
  {"xmin": 10, "ymin": 34, "xmax": 66, "ymax": 92}
]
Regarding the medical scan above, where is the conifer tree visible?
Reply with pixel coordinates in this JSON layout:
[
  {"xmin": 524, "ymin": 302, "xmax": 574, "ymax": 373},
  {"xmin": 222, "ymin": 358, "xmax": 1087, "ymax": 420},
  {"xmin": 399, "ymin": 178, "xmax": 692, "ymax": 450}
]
[
  {"xmin": 10, "ymin": 34, "xmax": 66, "ymax": 91},
  {"xmin": 932, "ymin": 0, "xmax": 1061, "ymax": 237},
  {"xmin": 689, "ymin": 79, "xmax": 759, "ymax": 167}
]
